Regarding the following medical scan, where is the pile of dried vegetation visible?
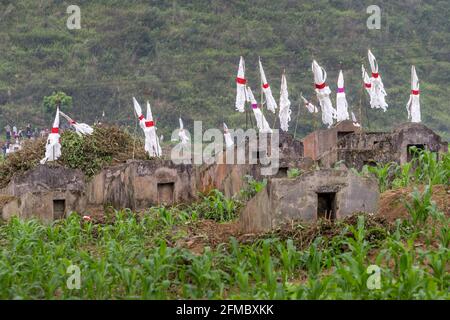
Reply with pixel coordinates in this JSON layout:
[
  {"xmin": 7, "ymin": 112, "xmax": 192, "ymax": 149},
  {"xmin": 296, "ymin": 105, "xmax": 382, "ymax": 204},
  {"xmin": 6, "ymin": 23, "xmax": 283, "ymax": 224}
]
[{"xmin": 0, "ymin": 125, "xmax": 147, "ymax": 188}]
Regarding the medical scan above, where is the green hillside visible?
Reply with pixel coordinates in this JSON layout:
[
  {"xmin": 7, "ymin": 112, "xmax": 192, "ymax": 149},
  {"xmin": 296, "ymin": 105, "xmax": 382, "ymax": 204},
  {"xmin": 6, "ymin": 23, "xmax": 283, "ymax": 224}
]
[{"xmin": 0, "ymin": 0, "xmax": 449, "ymax": 140}]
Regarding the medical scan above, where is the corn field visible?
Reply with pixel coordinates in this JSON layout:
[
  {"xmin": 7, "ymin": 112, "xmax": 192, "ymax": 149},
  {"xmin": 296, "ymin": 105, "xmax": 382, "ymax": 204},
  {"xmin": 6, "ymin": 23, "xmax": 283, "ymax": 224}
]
[{"xmin": 0, "ymin": 150, "xmax": 448, "ymax": 299}]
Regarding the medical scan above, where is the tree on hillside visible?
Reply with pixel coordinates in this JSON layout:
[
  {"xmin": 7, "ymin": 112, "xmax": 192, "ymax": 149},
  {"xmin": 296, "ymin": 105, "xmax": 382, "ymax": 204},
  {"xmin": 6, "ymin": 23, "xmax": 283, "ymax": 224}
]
[{"xmin": 43, "ymin": 91, "xmax": 73, "ymax": 114}]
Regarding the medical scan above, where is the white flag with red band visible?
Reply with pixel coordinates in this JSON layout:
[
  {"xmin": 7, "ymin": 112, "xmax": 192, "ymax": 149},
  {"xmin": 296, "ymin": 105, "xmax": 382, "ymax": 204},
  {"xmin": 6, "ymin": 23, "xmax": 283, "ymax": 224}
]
[
  {"xmin": 301, "ymin": 95, "xmax": 318, "ymax": 113},
  {"xmin": 247, "ymin": 86, "xmax": 272, "ymax": 133},
  {"xmin": 144, "ymin": 101, "xmax": 162, "ymax": 157},
  {"xmin": 235, "ymin": 56, "xmax": 247, "ymax": 112},
  {"xmin": 351, "ymin": 111, "xmax": 361, "ymax": 127},
  {"xmin": 312, "ymin": 60, "xmax": 335, "ymax": 128},
  {"xmin": 368, "ymin": 50, "xmax": 388, "ymax": 111},
  {"xmin": 59, "ymin": 111, "xmax": 94, "ymax": 136},
  {"xmin": 406, "ymin": 65, "xmax": 421, "ymax": 123},
  {"xmin": 178, "ymin": 118, "xmax": 190, "ymax": 144},
  {"xmin": 362, "ymin": 65, "xmax": 373, "ymax": 97},
  {"xmin": 223, "ymin": 123, "xmax": 234, "ymax": 149},
  {"xmin": 40, "ymin": 107, "xmax": 61, "ymax": 164},
  {"xmin": 133, "ymin": 97, "xmax": 146, "ymax": 130},
  {"xmin": 279, "ymin": 72, "xmax": 291, "ymax": 132},
  {"xmin": 336, "ymin": 70, "xmax": 350, "ymax": 122},
  {"xmin": 259, "ymin": 58, "xmax": 277, "ymax": 113},
  {"xmin": 132, "ymin": 98, "xmax": 161, "ymax": 157}
]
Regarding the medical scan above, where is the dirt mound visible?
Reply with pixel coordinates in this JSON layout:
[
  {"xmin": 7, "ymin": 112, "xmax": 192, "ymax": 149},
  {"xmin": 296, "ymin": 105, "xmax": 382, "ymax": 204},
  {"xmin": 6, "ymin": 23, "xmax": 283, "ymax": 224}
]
[
  {"xmin": 0, "ymin": 194, "xmax": 17, "ymax": 210},
  {"xmin": 0, "ymin": 125, "xmax": 147, "ymax": 188},
  {"xmin": 175, "ymin": 220, "xmax": 241, "ymax": 254},
  {"xmin": 263, "ymin": 213, "xmax": 392, "ymax": 249},
  {"xmin": 378, "ymin": 184, "xmax": 449, "ymax": 222},
  {"xmin": 0, "ymin": 138, "xmax": 46, "ymax": 189},
  {"xmin": 172, "ymin": 213, "xmax": 393, "ymax": 253}
]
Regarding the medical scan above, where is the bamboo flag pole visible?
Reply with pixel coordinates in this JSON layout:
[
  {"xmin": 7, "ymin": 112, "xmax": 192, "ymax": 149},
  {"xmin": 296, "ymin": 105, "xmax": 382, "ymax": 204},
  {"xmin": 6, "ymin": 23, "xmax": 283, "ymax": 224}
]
[
  {"xmin": 359, "ymin": 84, "xmax": 364, "ymax": 130},
  {"xmin": 272, "ymin": 68, "xmax": 284, "ymax": 130},
  {"xmin": 132, "ymin": 109, "xmax": 138, "ymax": 160},
  {"xmin": 360, "ymin": 56, "xmax": 365, "ymax": 130},
  {"xmin": 248, "ymin": 87, "xmax": 254, "ymax": 128},
  {"xmin": 293, "ymin": 102, "xmax": 301, "ymax": 139},
  {"xmin": 310, "ymin": 52, "xmax": 319, "ymax": 132},
  {"xmin": 293, "ymin": 92, "xmax": 302, "ymax": 139},
  {"xmin": 312, "ymin": 94, "xmax": 319, "ymax": 132},
  {"xmin": 259, "ymin": 57, "xmax": 265, "ymax": 131}
]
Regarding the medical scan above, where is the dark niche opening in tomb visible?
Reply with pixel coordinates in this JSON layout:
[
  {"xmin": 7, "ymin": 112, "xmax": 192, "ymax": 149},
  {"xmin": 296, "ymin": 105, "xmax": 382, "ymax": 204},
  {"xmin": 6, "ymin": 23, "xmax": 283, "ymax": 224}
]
[
  {"xmin": 364, "ymin": 160, "xmax": 377, "ymax": 167},
  {"xmin": 53, "ymin": 199, "xmax": 66, "ymax": 220},
  {"xmin": 158, "ymin": 182, "xmax": 175, "ymax": 205},
  {"xmin": 276, "ymin": 167, "xmax": 288, "ymax": 178},
  {"xmin": 337, "ymin": 131, "xmax": 354, "ymax": 140},
  {"xmin": 407, "ymin": 144, "xmax": 425, "ymax": 162},
  {"xmin": 317, "ymin": 192, "xmax": 336, "ymax": 221}
]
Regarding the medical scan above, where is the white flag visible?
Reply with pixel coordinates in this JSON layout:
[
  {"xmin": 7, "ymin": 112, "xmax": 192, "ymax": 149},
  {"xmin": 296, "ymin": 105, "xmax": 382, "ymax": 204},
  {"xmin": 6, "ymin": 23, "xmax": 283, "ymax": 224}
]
[
  {"xmin": 279, "ymin": 72, "xmax": 291, "ymax": 132},
  {"xmin": 259, "ymin": 58, "xmax": 277, "ymax": 113},
  {"xmin": 406, "ymin": 65, "xmax": 421, "ymax": 123}
]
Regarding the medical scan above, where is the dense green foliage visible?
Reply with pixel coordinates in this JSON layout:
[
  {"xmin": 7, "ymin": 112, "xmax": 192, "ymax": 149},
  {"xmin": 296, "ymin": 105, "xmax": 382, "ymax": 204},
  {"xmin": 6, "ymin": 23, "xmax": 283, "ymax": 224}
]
[
  {"xmin": 0, "ymin": 125, "xmax": 147, "ymax": 188},
  {"xmin": 356, "ymin": 148, "xmax": 449, "ymax": 192},
  {"xmin": 42, "ymin": 91, "xmax": 73, "ymax": 114},
  {"xmin": 59, "ymin": 126, "xmax": 147, "ymax": 176},
  {"xmin": 0, "ymin": 1, "xmax": 448, "ymax": 140},
  {"xmin": 0, "ymin": 149, "xmax": 448, "ymax": 299},
  {"xmin": 0, "ymin": 202, "xmax": 447, "ymax": 299}
]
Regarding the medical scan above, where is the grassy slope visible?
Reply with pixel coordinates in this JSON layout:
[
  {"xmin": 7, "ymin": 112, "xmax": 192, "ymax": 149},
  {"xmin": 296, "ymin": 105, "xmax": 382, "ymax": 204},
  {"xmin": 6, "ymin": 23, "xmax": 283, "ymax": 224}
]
[{"xmin": 0, "ymin": 0, "xmax": 449, "ymax": 140}]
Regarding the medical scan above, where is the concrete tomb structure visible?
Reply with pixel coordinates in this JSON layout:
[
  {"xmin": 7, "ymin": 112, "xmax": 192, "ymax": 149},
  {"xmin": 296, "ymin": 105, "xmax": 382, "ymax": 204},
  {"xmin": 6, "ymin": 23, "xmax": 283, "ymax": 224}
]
[
  {"xmin": 303, "ymin": 122, "xmax": 448, "ymax": 170},
  {"xmin": 302, "ymin": 120, "xmax": 361, "ymax": 161},
  {"xmin": 240, "ymin": 169, "xmax": 379, "ymax": 233},
  {"xmin": 0, "ymin": 125, "xmax": 446, "ymax": 226},
  {"xmin": 198, "ymin": 132, "xmax": 313, "ymax": 197},
  {"xmin": 86, "ymin": 159, "xmax": 197, "ymax": 210},
  {"xmin": 0, "ymin": 165, "xmax": 86, "ymax": 222}
]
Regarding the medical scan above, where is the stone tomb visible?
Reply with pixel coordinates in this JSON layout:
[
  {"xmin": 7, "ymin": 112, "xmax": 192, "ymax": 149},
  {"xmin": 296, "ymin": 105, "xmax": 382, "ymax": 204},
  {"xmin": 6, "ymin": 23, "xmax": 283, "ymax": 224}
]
[
  {"xmin": 240, "ymin": 169, "xmax": 379, "ymax": 233},
  {"xmin": 313, "ymin": 122, "xmax": 448, "ymax": 170},
  {"xmin": 0, "ymin": 165, "xmax": 86, "ymax": 222}
]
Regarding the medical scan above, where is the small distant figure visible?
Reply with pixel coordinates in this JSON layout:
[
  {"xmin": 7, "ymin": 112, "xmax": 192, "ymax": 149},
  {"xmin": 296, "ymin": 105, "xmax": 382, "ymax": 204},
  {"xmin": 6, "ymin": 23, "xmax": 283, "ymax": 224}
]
[
  {"xmin": 1, "ymin": 143, "xmax": 7, "ymax": 157},
  {"xmin": 12, "ymin": 126, "xmax": 18, "ymax": 139},
  {"xmin": 26, "ymin": 124, "xmax": 32, "ymax": 139},
  {"xmin": 5, "ymin": 143, "xmax": 12, "ymax": 156},
  {"xmin": 5, "ymin": 125, "xmax": 11, "ymax": 142}
]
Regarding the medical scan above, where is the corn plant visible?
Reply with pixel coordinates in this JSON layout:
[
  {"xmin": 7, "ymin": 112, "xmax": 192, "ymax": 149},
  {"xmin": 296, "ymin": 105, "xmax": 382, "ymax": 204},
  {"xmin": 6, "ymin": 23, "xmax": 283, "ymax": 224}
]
[
  {"xmin": 198, "ymin": 189, "xmax": 239, "ymax": 222},
  {"xmin": 404, "ymin": 185, "xmax": 438, "ymax": 225},
  {"xmin": 367, "ymin": 162, "xmax": 396, "ymax": 192},
  {"xmin": 287, "ymin": 168, "xmax": 301, "ymax": 178},
  {"xmin": 239, "ymin": 175, "xmax": 267, "ymax": 200}
]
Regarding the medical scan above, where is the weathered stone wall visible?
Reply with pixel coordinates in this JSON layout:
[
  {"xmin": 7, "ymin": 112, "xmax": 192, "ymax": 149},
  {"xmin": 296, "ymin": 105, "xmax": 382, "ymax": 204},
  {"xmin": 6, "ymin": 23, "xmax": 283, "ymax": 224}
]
[
  {"xmin": 3, "ymin": 164, "xmax": 85, "ymax": 197},
  {"xmin": 302, "ymin": 120, "xmax": 361, "ymax": 160},
  {"xmin": 197, "ymin": 132, "xmax": 312, "ymax": 196},
  {"xmin": 0, "ymin": 165, "xmax": 87, "ymax": 222},
  {"xmin": 240, "ymin": 169, "xmax": 379, "ymax": 233},
  {"xmin": 87, "ymin": 159, "xmax": 197, "ymax": 209},
  {"xmin": 318, "ymin": 123, "xmax": 448, "ymax": 169},
  {"xmin": 319, "ymin": 132, "xmax": 395, "ymax": 169},
  {"xmin": 0, "ymin": 160, "xmax": 197, "ymax": 220},
  {"xmin": 391, "ymin": 123, "xmax": 448, "ymax": 164}
]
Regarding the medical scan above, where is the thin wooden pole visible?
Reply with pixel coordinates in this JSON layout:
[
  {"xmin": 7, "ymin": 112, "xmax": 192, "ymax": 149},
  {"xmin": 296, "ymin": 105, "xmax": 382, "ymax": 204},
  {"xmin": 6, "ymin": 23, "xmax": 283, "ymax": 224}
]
[
  {"xmin": 293, "ymin": 101, "xmax": 301, "ymax": 139},
  {"xmin": 312, "ymin": 95, "xmax": 319, "ymax": 132}
]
